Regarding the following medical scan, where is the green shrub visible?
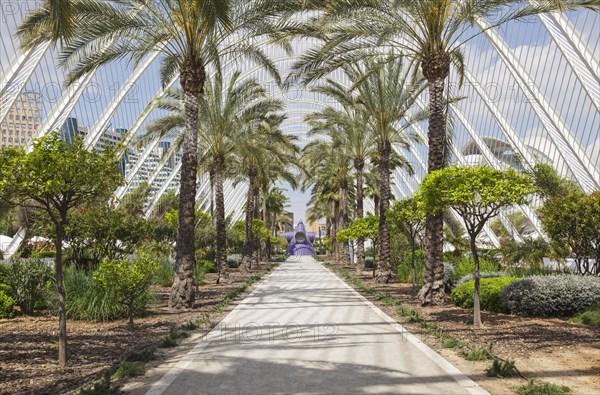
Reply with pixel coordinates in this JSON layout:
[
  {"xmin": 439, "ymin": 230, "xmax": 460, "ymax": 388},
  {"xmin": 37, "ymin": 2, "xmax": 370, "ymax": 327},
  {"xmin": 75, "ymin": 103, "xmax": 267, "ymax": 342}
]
[
  {"xmin": 5, "ymin": 258, "xmax": 52, "ymax": 315},
  {"xmin": 485, "ymin": 358, "xmax": 517, "ymax": 377},
  {"xmin": 0, "ymin": 289, "xmax": 15, "ymax": 318},
  {"xmin": 452, "ymin": 256, "xmax": 499, "ymax": 282},
  {"xmin": 461, "ymin": 346, "xmax": 493, "ymax": 361},
  {"xmin": 226, "ymin": 254, "xmax": 242, "ymax": 268},
  {"xmin": 53, "ymin": 266, "xmax": 151, "ymax": 321},
  {"xmin": 94, "ymin": 256, "xmax": 158, "ymax": 328},
  {"xmin": 153, "ymin": 257, "xmax": 175, "ymax": 287},
  {"xmin": 113, "ymin": 361, "xmax": 145, "ymax": 378},
  {"xmin": 364, "ymin": 256, "xmax": 374, "ymax": 268},
  {"xmin": 515, "ymin": 381, "xmax": 571, "ymax": 395},
  {"xmin": 125, "ymin": 348, "xmax": 156, "ymax": 363},
  {"xmin": 572, "ymin": 307, "xmax": 600, "ymax": 328},
  {"xmin": 396, "ymin": 249, "xmax": 424, "ymax": 285},
  {"xmin": 456, "ymin": 271, "xmax": 509, "ymax": 286},
  {"xmin": 31, "ymin": 250, "xmax": 56, "ymax": 259},
  {"xmin": 78, "ymin": 370, "xmax": 121, "ymax": 395},
  {"xmin": 502, "ymin": 275, "xmax": 600, "ymax": 317},
  {"xmin": 451, "ymin": 277, "xmax": 520, "ymax": 312},
  {"xmin": 442, "ymin": 337, "xmax": 468, "ymax": 349},
  {"xmin": 198, "ymin": 260, "xmax": 217, "ymax": 273}
]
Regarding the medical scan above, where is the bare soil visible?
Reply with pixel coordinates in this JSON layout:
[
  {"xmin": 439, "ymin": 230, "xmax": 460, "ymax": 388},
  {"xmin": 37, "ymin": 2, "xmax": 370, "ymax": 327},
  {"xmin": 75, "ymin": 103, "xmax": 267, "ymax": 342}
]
[
  {"xmin": 328, "ymin": 261, "xmax": 600, "ymax": 395},
  {"xmin": 0, "ymin": 266, "xmax": 272, "ymax": 395}
]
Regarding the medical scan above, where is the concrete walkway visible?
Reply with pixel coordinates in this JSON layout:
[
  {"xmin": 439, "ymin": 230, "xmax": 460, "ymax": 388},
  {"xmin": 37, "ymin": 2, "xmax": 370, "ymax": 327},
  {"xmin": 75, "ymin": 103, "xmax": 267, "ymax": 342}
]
[{"xmin": 144, "ymin": 256, "xmax": 487, "ymax": 395}]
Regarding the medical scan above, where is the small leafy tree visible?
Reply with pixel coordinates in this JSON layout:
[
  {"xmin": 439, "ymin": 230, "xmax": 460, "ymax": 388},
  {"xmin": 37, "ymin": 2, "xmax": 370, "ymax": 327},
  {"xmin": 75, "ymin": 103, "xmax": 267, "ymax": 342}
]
[
  {"xmin": 0, "ymin": 133, "xmax": 122, "ymax": 366},
  {"xmin": 539, "ymin": 190, "xmax": 600, "ymax": 275},
  {"xmin": 94, "ymin": 255, "xmax": 159, "ymax": 330},
  {"xmin": 387, "ymin": 197, "xmax": 425, "ymax": 288},
  {"xmin": 337, "ymin": 215, "xmax": 379, "ymax": 274},
  {"xmin": 419, "ymin": 166, "xmax": 533, "ymax": 326}
]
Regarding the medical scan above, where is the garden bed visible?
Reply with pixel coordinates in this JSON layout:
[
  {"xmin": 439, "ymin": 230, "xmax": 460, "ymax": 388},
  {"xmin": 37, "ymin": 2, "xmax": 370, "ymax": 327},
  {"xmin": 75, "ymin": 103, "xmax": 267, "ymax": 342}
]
[
  {"xmin": 327, "ymin": 261, "xmax": 600, "ymax": 395},
  {"xmin": 0, "ymin": 266, "xmax": 273, "ymax": 395}
]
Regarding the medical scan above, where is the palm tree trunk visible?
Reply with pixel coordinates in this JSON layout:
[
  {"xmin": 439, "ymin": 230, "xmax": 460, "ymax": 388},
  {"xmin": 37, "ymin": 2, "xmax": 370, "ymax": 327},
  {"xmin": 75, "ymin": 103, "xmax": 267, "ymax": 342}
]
[
  {"xmin": 332, "ymin": 200, "xmax": 340, "ymax": 262},
  {"xmin": 418, "ymin": 72, "xmax": 448, "ymax": 305},
  {"xmin": 355, "ymin": 160, "xmax": 365, "ymax": 274},
  {"xmin": 375, "ymin": 141, "xmax": 392, "ymax": 283},
  {"xmin": 169, "ymin": 60, "xmax": 203, "ymax": 308},
  {"xmin": 338, "ymin": 183, "xmax": 350, "ymax": 265},
  {"xmin": 241, "ymin": 170, "xmax": 256, "ymax": 271},
  {"xmin": 214, "ymin": 155, "xmax": 230, "ymax": 283}
]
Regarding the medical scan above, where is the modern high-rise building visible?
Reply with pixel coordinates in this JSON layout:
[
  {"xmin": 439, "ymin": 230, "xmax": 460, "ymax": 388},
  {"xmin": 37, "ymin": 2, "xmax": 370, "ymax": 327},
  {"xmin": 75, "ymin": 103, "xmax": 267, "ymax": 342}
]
[{"xmin": 0, "ymin": 92, "xmax": 42, "ymax": 149}]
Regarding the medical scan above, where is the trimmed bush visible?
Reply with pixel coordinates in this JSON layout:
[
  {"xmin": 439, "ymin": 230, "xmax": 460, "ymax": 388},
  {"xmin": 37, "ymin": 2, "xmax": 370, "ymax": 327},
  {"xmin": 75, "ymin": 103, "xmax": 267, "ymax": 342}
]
[
  {"xmin": 364, "ymin": 256, "xmax": 374, "ymax": 268},
  {"xmin": 456, "ymin": 271, "xmax": 509, "ymax": 287},
  {"xmin": 451, "ymin": 277, "xmax": 520, "ymax": 312},
  {"xmin": 226, "ymin": 254, "xmax": 242, "ymax": 268},
  {"xmin": 502, "ymin": 275, "xmax": 600, "ymax": 317},
  {"xmin": 452, "ymin": 256, "xmax": 499, "ymax": 282},
  {"xmin": 5, "ymin": 258, "xmax": 52, "ymax": 315},
  {"xmin": 0, "ymin": 289, "xmax": 15, "ymax": 318}
]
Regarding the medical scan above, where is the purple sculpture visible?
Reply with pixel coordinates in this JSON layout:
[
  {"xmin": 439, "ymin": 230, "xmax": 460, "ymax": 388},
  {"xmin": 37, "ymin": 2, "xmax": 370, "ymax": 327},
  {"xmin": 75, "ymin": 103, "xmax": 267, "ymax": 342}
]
[{"xmin": 285, "ymin": 221, "xmax": 316, "ymax": 256}]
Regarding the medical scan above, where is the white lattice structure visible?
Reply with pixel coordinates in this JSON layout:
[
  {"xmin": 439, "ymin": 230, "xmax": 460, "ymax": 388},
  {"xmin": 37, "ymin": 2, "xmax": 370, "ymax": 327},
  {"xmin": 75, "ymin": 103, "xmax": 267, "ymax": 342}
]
[{"xmin": 0, "ymin": 3, "xmax": 598, "ymax": 256}]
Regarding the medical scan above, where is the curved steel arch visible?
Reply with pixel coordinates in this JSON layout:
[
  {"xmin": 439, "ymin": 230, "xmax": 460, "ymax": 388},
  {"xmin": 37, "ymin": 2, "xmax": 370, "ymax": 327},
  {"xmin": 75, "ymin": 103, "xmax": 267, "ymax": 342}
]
[{"xmin": 478, "ymin": 17, "xmax": 600, "ymax": 193}]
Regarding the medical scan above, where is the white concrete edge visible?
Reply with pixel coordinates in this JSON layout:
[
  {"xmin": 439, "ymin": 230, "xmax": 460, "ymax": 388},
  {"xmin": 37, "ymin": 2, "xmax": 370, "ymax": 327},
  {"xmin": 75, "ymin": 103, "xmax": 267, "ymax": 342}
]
[
  {"xmin": 322, "ymin": 261, "xmax": 490, "ymax": 395},
  {"xmin": 145, "ymin": 265, "xmax": 281, "ymax": 395}
]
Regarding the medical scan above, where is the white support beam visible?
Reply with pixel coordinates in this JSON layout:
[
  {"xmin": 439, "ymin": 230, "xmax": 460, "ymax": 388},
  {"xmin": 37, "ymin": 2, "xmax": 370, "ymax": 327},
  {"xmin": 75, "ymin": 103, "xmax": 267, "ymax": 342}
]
[
  {"xmin": 85, "ymin": 52, "xmax": 161, "ymax": 149},
  {"xmin": 0, "ymin": 43, "xmax": 50, "ymax": 125},
  {"xmin": 144, "ymin": 161, "xmax": 181, "ymax": 219},
  {"xmin": 538, "ymin": 12, "xmax": 600, "ymax": 112},
  {"xmin": 26, "ymin": 71, "xmax": 96, "ymax": 152},
  {"xmin": 478, "ymin": 18, "xmax": 600, "ymax": 192}
]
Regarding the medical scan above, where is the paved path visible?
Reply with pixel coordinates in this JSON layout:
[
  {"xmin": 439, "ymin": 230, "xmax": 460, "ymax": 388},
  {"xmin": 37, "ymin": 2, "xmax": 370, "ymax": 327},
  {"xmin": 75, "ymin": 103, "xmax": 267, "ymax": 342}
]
[{"xmin": 144, "ymin": 257, "xmax": 487, "ymax": 395}]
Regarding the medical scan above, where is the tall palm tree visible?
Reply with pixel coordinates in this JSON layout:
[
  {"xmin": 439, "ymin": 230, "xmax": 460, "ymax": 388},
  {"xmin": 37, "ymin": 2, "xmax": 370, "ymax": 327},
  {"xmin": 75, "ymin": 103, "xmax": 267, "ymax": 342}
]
[
  {"xmin": 288, "ymin": 0, "xmax": 596, "ymax": 299},
  {"xmin": 198, "ymin": 71, "xmax": 287, "ymax": 282},
  {"xmin": 145, "ymin": 70, "xmax": 285, "ymax": 283},
  {"xmin": 18, "ymin": 0, "xmax": 293, "ymax": 308},
  {"xmin": 302, "ymin": 139, "xmax": 353, "ymax": 264},
  {"xmin": 309, "ymin": 81, "xmax": 374, "ymax": 273},
  {"xmin": 351, "ymin": 59, "xmax": 426, "ymax": 283},
  {"xmin": 233, "ymin": 114, "xmax": 299, "ymax": 270}
]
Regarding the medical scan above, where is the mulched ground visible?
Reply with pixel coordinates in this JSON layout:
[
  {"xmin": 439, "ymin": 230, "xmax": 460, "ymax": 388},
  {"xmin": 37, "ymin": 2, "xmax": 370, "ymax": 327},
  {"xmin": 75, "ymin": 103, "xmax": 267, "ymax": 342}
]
[{"xmin": 0, "ymin": 267, "xmax": 271, "ymax": 395}]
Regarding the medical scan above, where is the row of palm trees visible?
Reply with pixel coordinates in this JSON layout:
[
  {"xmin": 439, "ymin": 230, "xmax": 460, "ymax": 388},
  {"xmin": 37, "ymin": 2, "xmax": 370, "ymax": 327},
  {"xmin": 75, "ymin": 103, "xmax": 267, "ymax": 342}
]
[
  {"xmin": 19, "ymin": 0, "xmax": 596, "ymax": 313},
  {"xmin": 144, "ymin": 70, "xmax": 299, "ymax": 305},
  {"xmin": 301, "ymin": 58, "xmax": 425, "ymax": 282}
]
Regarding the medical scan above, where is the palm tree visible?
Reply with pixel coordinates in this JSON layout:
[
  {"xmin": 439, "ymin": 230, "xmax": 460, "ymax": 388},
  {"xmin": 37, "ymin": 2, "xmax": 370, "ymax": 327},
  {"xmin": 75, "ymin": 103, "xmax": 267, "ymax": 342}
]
[
  {"xmin": 351, "ymin": 59, "xmax": 426, "ymax": 283},
  {"xmin": 198, "ymin": 71, "xmax": 287, "ymax": 282},
  {"xmin": 234, "ymin": 114, "xmax": 299, "ymax": 270},
  {"xmin": 309, "ymin": 81, "xmax": 374, "ymax": 273},
  {"xmin": 263, "ymin": 186, "xmax": 292, "ymax": 258},
  {"xmin": 18, "ymin": 0, "xmax": 292, "ymax": 307},
  {"xmin": 288, "ymin": 0, "xmax": 596, "ymax": 299},
  {"xmin": 302, "ymin": 139, "xmax": 353, "ymax": 264}
]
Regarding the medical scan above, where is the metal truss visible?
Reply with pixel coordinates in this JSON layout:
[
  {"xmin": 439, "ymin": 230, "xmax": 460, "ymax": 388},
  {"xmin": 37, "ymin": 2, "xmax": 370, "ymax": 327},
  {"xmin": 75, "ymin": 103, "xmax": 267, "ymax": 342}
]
[
  {"xmin": 478, "ymin": 17, "xmax": 600, "ymax": 193},
  {"xmin": 85, "ymin": 51, "xmax": 161, "ymax": 149},
  {"xmin": 538, "ymin": 11, "xmax": 599, "ymax": 113},
  {"xmin": 0, "ymin": 43, "xmax": 50, "ymax": 126}
]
